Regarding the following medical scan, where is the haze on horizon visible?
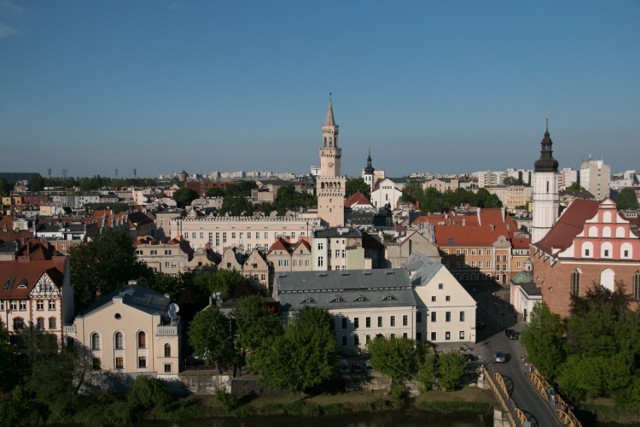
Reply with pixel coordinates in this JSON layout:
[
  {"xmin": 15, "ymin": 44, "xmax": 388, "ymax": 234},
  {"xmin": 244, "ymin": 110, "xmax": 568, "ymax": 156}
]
[{"xmin": 1, "ymin": 0, "xmax": 638, "ymax": 179}]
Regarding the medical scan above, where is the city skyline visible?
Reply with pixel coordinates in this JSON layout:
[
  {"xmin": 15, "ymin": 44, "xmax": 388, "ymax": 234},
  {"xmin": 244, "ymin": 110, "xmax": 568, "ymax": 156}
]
[{"xmin": 1, "ymin": 1, "xmax": 638, "ymax": 178}]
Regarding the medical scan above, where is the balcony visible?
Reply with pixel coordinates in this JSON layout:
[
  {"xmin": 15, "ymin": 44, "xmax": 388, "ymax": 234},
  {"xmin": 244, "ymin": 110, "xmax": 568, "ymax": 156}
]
[
  {"xmin": 156, "ymin": 325, "xmax": 178, "ymax": 336},
  {"xmin": 63, "ymin": 325, "xmax": 76, "ymax": 334}
]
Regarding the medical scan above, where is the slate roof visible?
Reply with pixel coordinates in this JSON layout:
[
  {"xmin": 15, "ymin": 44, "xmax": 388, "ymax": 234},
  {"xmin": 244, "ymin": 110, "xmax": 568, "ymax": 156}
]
[
  {"xmin": 80, "ymin": 285, "xmax": 171, "ymax": 317},
  {"xmin": 314, "ymin": 227, "xmax": 362, "ymax": 239},
  {"xmin": 404, "ymin": 251, "xmax": 444, "ymax": 286},
  {"xmin": 275, "ymin": 269, "xmax": 416, "ymax": 311},
  {"xmin": 534, "ymin": 198, "xmax": 600, "ymax": 254}
]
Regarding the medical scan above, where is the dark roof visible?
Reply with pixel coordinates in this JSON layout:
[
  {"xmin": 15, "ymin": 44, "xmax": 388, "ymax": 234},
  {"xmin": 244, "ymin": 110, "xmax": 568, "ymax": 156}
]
[
  {"xmin": 314, "ymin": 227, "xmax": 362, "ymax": 239},
  {"xmin": 534, "ymin": 198, "xmax": 600, "ymax": 254},
  {"xmin": 80, "ymin": 285, "xmax": 171, "ymax": 317},
  {"xmin": 533, "ymin": 127, "xmax": 559, "ymax": 173}
]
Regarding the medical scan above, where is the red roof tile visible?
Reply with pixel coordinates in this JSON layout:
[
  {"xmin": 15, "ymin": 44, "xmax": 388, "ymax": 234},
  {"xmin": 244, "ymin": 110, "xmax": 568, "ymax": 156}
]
[
  {"xmin": 534, "ymin": 199, "xmax": 601, "ymax": 253},
  {"xmin": 0, "ymin": 258, "xmax": 66, "ymax": 300}
]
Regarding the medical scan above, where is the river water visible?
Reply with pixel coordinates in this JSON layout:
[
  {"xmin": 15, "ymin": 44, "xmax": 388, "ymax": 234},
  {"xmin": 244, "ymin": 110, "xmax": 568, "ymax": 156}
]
[{"xmin": 137, "ymin": 410, "xmax": 492, "ymax": 427}]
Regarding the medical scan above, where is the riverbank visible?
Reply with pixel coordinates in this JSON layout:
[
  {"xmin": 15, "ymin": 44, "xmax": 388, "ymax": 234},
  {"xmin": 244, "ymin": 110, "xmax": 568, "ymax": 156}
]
[{"xmin": 145, "ymin": 387, "xmax": 497, "ymax": 422}]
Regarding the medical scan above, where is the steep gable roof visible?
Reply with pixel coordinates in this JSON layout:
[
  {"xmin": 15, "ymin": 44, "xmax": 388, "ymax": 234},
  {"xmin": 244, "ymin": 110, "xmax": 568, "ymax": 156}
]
[
  {"xmin": 0, "ymin": 257, "xmax": 66, "ymax": 300},
  {"xmin": 345, "ymin": 191, "xmax": 372, "ymax": 208},
  {"xmin": 534, "ymin": 198, "xmax": 600, "ymax": 254}
]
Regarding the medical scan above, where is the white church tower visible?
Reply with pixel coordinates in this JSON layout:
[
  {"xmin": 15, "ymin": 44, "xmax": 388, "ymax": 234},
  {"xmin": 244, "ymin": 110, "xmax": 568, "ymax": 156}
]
[
  {"xmin": 316, "ymin": 96, "xmax": 346, "ymax": 227},
  {"xmin": 531, "ymin": 121, "xmax": 560, "ymax": 243}
]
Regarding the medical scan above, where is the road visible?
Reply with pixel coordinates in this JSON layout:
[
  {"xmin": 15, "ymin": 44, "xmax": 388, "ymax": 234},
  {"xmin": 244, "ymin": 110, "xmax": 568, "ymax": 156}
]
[{"xmin": 470, "ymin": 285, "xmax": 561, "ymax": 427}]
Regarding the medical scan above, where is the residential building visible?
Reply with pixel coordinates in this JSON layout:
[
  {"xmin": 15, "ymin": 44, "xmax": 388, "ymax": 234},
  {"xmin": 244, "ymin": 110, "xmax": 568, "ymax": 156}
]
[
  {"xmin": 558, "ymin": 167, "xmax": 578, "ymax": 190},
  {"xmin": 386, "ymin": 228, "xmax": 440, "ymax": 268},
  {"xmin": 370, "ymin": 178, "xmax": 403, "ymax": 210},
  {"xmin": 135, "ymin": 236, "xmax": 198, "ymax": 275},
  {"xmin": 531, "ymin": 197, "xmax": 640, "ymax": 317},
  {"xmin": 580, "ymin": 158, "xmax": 611, "ymax": 200},
  {"xmin": 311, "ymin": 227, "xmax": 368, "ymax": 271},
  {"xmin": 267, "ymin": 236, "xmax": 312, "ymax": 273},
  {"xmin": 485, "ymin": 185, "xmax": 533, "ymax": 212},
  {"xmin": 65, "ymin": 284, "xmax": 181, "ymax": 378},
  {"xmin": 0, "ymin": 241, "xmax": 74, "ymax": 342},
  {"xmin": 423, "ymin": 178, "xmax": 459, "ymax": 193},
  {"xmin": 218, "ymin": 247, "xmax": 271, "ymax": 292}
]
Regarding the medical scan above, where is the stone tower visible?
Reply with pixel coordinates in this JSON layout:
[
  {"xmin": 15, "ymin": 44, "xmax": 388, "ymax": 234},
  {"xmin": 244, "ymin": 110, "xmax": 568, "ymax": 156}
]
[
  {"xmin": 316, "ymin": 97, "xmax": 346, "ymax": 227},
  {"xmin": 531, "ymin": 121, "xmax": 560, "ymax": 243}
]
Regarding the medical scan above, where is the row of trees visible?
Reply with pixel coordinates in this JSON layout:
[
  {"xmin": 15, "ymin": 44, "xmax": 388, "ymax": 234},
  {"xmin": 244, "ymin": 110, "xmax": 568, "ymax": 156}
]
[
  {"xmin": 521, "ymin": 286, "xmax": 640, "ymax": 407},
  {"xmin": 401, "ymin": 182, "xmax": 503, "ymax": 213}
]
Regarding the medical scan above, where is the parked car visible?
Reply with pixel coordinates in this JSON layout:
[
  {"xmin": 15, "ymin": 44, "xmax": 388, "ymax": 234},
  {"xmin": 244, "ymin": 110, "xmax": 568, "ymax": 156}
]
[
  {"xmin": 364, "ymin": 360, "xmax": 374, "ymax": 372},
  {"xmin": 494, "ymin": 351, "xmax": 507, "ymax": 363},
  {"xmin": 351, "ymin": 363, "xmax": 365, "ymax": 374},
  {"xmin": 505, "ymin": 328, "xmax": 520, "ymax": 340},
  {"xmin": 463, "ymin": 354, "xmax": 478, "ymax": 364}
]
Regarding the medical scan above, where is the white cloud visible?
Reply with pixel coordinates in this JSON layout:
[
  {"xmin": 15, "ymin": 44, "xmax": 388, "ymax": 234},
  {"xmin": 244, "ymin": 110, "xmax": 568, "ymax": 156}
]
[
  {"xmin": 0, "ymin": 22, "xmax": 21, "ymax": 39},
  {"xmin": 0, "ymin": 0, "xmax": 24, "ymax": 15}
]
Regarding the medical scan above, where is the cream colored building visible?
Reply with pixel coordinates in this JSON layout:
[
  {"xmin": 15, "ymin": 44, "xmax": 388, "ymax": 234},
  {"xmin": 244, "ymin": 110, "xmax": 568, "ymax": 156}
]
[
  {"xmin": 370, "ymin": 178, "xmax": 403, "ymax": 209},
  {"xmin": 218, "ymin": 247, "xmax": 271, "ymax": 292},
  {"xmin": 65, "ymin": 285, "xmax": 181, "ymax": 378},
  {"xmin": 267, "ymin": 237, "xmax": 312, "ymax": 273},
  {"xmin": 485, "ymin": 185, "xmax": 533, "ymax": 212},
  {"xmin": 423, "ymin": 178, "xmax": 459, "ymax": 193},
  {"xmin": 169, "ymin": 215, "xmax": 320, "ymax": 253},
  {"xmin": 311, "ymin": 227, "xmax": 368, "ymax": 271}
]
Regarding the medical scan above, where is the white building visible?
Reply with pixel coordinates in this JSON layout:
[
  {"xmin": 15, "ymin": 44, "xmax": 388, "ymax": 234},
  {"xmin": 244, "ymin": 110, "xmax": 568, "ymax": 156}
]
[
  {"xmin": 580, "ymin": 158, "xmax": 610, "ymax": 199},
  {"xmin": 531, "ymin": 125, "xmax": 560, "ymax": 244}
]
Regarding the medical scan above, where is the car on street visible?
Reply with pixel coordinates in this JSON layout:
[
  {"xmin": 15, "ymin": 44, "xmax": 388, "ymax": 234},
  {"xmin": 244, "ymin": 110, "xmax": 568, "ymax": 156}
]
[
  {"xmin": 463, "ymin": 354, "xmax": 478, "ymax": 364},
  {"xmin": 505, "ymin": 328, "xmax": 520, "ymax": 340},
  {"xmin": 494, "ymin": 351, "xmax": 507, "ymax": 363}
]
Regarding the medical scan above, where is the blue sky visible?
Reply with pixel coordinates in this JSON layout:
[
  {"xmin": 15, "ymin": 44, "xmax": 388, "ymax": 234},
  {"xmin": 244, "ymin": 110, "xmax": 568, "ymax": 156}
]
[{"xmin": 1, "ymin": 0, "xmax": 638, "ymax": 179}]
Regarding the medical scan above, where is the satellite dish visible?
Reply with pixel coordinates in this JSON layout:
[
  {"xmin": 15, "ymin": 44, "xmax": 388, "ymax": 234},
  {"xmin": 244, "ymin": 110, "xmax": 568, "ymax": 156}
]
[{"xmin": 168, "ymin": 303, "xmax": 180, "ymax": 321}]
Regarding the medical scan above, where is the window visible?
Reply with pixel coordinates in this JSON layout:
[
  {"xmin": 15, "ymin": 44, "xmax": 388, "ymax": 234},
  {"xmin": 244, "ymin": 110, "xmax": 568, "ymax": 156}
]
[
  {"xmin": 459, "ymin": 331, "xmax": 465, "ymax": 339},
  {"xmin": 366, "ymin": 335, "xmax": 371, "ymax": 344},
  {"xmin": 571, "ymin": 269, "xmax": 580, "ymax": 296},
  {"xmin": 416, "ymin": 312, "xmax": 422, "ymax": 323},
  {"xmin": 445, "ymin": 312, "xmax": 451, "ymax": 322},
  {"xmin": 585, "ymin": 249, "xmax": 590, "ymax": 256},
  {"xmin": 354, "ymin": 317, "xmax": 359, "ymax": 329},
  {"xmin": 341, "ymin": 318, "xmax": 347, "ymax": 329},
  {"xmin": 460, "ymin": 311, "xmax": 465, "ymax": 322},
  {"xmin": 354, "ymin": 335, "xmax": 360, "ymax": 346},
  {"xmin": 416, "ymin": 332, "xmax": 422, "ymax": 342},
  {"xmin": 91, "ymin": 333, "xmax": 100, "ymax": 350},
  {"xmin": 48, "ymin": 317, "xmax": 56, "ymax": 329},
  {"xmin": 36, "ymin": 317, "xmax": 45, "ymax": 330},
  {"xmin": 446, "ymin": 296, "xmax": 451, "ymax": 302},
  {"xmin": 431, "ymin": 332, "xmax": 436, "ymax": 341},
  {"xmin": 634, "ymin": 271, "xmax": 640, "ymax": 300},
  {"xmin": 19, "ymin": 301, "xmax": 26, "ymax": 311},
  {"xmin": 341, "ymin": 336, "xmax": 347, "ymax": 346},
  {"xmin": 377, "ymin": 316, "xmax": 383, "ymax": 327},
  {"xmin": 36, "ymin": 300, "xmax": 44, "ymax": 310},
  {"xmin": 445, "ymin": 332, "xmax": 451, "ymax": 340},
  {"xmin": 487, "ymin": 261, "xmax": 491, "ymax": 268},
  {"xmin": 438, "ymin": 283, "xmax": 443, "ymax": 290},
  {"xmin": 115, "ymin": 357, "xmax": 124, "ymax": 369},
  {"xmin": 92, "ymin": 358, "xmax": 101, "ymax": 370},
  {"xmin": 164, "ymin": 364, "xmax": 172, "ymax": 373},
  {"xmin": 431, "ymin": 296, "xmax": 436, "ymax": 302},
  {"xmin": 165, "ymin": 250, "xmax": 172, "ymax": 255},
  {"xmin": 317, "ymin": 242, "xmax": 324, "ymax": 250},
  {"xmin": 431, "ymin": 312, "xmax": 436, "ymax": 322},
  {"xmin": 317, "ymin": 256, "xmax": 324, "ymax": 267},
  {"xmin": 13, "ymin": 317, "xmax": 24, "ymax": 330},
  {"xmin": 403, "ymin": 315, "xmax": 408, "ymax": 326},
  {"xmin": 138, "ymin": 356, "xmax": 147, "ymax": 368},
  {"xmin": 390, "ymin": 316, "xmax": 396, "ymax": 327},
  {"xmin": 487, "ymin": 250, "xmax": 491, "ymax": 256},
  {"xmin": 115, "ymin": 332, "xmax": 124, "ymax": 350},
  {"xmin": 479, "ymin": 249, "xmax": 483, "ymax": 256},
  {"xmin": 366, "ymin": 317, "xmax": 371, "ymax": 327},
  {"xmin": 137, "ymin": 331, "xmax": 146, "ymax": 349},
  {"xmin": 164, "ymin": 343, "xmax": 171, "ymax": 357}
]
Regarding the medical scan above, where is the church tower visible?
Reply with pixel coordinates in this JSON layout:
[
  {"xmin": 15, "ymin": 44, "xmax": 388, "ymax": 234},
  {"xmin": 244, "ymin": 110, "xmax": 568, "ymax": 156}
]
[
  {"xmin": 316, "ymin": 96, "xmax": 346, "ymax": 227},
  {"xmin": 531, "ymin": 121, "xmax": 560, "ymax": 243},
  {"xmin": 362, "ymin": 149, "xmax": 375, "ymax": 193}
]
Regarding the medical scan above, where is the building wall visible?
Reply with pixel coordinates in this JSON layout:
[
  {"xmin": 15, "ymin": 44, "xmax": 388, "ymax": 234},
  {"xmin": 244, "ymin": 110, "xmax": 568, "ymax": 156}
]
[{"xmin": 580, "ymin": 159, "xmax": 611, "ymax": 199}]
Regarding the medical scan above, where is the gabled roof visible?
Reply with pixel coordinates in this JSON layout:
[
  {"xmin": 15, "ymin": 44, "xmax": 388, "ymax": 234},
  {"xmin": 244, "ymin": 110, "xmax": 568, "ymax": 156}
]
[
  {"xmin": 80, "ymin": 285, "xmax": 171, "ymax": 317},
  {"xmin": 0, "ymin": 257, "xmax": 66, "ymax": 300},
  {"xmin": 534, "ymin": 198, "xmax": 600, "ymax": 254},
  {"xmin": 267, "ymin": 236, "xmax": 292, "ymax": 255},
  {"xmin": 345, "ymin": 191, "xmax": 372, "ymax": 208}
]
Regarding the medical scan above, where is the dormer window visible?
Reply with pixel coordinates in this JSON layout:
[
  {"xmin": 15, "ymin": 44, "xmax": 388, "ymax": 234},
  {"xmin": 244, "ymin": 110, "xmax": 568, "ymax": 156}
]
[{"xmin": 382, "ymin": 295, "xmax": 396, "ymax": 301}]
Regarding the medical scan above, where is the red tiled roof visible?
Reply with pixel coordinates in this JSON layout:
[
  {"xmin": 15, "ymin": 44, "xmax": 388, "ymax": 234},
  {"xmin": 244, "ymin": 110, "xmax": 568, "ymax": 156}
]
[
  {"xmin": 534, "ymin": 198, "xmax": 601, "ymax": 254},
  {"xmin": 267, "ymin": 236, "xmax": 291, "ymax": 255},
  {"xmin": 0, "ymin": 258, "xmax": 66, "ymax": 300},
  {"xmin": 345, "ymin": 191, "xmax": 372, "ymax": 208}
]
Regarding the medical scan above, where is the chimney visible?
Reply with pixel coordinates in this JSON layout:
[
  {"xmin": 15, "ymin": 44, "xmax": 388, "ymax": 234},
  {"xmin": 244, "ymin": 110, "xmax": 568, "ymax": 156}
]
[{"xmin": 477, "ymin": 208, "xmax": 482, "ymax": 226}]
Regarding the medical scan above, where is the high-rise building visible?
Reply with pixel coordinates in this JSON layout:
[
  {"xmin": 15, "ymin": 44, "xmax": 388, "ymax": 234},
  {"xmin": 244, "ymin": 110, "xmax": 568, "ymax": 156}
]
[
  {"xmin": 580, "ymin": 158, "xmax": 610, "ymax": 200},
  {"xmin": 531, "ymin": 123, "xmax": 560, "ymax": 244},
  {"xmin": 316, "ymin": 97, "xmax": 346, "ymax": 227}
]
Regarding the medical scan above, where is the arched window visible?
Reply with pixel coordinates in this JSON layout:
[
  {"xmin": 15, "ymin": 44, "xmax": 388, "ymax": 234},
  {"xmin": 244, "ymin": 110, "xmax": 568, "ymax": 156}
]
[
  {"xmin": 164, "ymin": 343, "xmax": 171, "ymax": 358},
  {"xmin": 115, "ymin": 332, "xmax": 124, "ymax": 350},
  {"xmin": 91, "ymin": 333, "xmax": 101, "ymax": 350},
  {"xmin": 48, "ymin": 317, "xmax": 56, "ymax": 329},
  {"xmin": 588, "ymin": 226, "xmax": 598, "ymax": 237},
  {"xmin": 36, "ymin": 317, "xmax": 45, "ymax": 330},
  {"xmin": 603, "ymin": 211, "xmax": 612, "ymax": 223},
  {"xmin": 621, "ymin": 242, "xmax": 633, "ymax": 259},
  {"xmin": 601, "ymin": 242, "xmax": 613, "ymax": 258},
  {"xmin": 601, "ymin": 269, "xmax": 615, "ymax": 292},
  {"xmin": 137, "ymin": 331, "xmax": 146, "ymax": 349},
  {"xmin": 602, "ymin": 226, "xmax": 611, "ymax": 238},
  {"xmin": 582, "ymin": 242, "xmax": 593, "ymax": 257},
  {"xmin": 13, "ymin": 317, "xmax": 24, "ymax": 330},
  {"xmin": 570, "ymin": 270, "xmax": 580, "ymax": 295},
  {"xmin": 616, "ymin": 226, "xmax": 626, "ymax": 238},
  {"xmin": 634, "ymin": 271, "xmax": 640, "ymax": 300}
]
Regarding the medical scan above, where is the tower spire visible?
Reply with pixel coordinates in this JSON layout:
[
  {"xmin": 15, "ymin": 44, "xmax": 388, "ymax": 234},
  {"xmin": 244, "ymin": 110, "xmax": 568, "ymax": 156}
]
[{"xmin": 324, "ymin": 93, "xmax": 335, "ymax": 126}]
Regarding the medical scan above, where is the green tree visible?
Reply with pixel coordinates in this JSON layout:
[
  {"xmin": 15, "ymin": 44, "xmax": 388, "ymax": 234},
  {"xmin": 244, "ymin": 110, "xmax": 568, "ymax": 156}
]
[
  {"xmin": 520, "ymin": 302, "xmax": 566, "ymax": 379},
  {"xmin": 367, "ymin": 335, "xmax": 416, "ymax": 386},
  {"xmin": 0, "ymin": 178, "xmax": 11, "ymax": 196},
  {"xmin": 188, "ymin": 306, "xmax": 237, "ymax": 372},
  {"xmin": 503, "ymin": 176, "xmax": 525, "ymax": 186},
  {"xmin": 205, "ymin": 187, "xmax": 225, "ymax": 198},
  {"xmin": 616, "ymin": 187, "xmax": 639, "ymax": 210},
  {"xmin": 128, "ymin": 376, "xmax": 171, "ymax": 413},
  {"xmin": 274, "ymin": 184, "xmax": 316, "ymax": 215},
  {"xmin": 415, "ymin": 344, "xmax": 437, "ymax": 392},
  {"xmin": 234, "ymin": 295, "xmax": 282, "ymax": 354},
  {"xmin": 565, "ymin": 182, "xmax": 584, "ymax": 193},
  {"xmin": 345, "ymin": 177, "xmax": 371, "ymax": 199},
  {"xmin": 476, "ymin": 188, "xmax": 502, "ymax": 208},
  {"xmin": 0, "ymin": 320, "xmax": 17, "ymax": 392},
  {"xmin": 421, "ymin": 187, "xmax": 444, "ymax": 213},
  {"xmin": 437, "ymin": 352, "xmax": 466, "ymax": 391},
  {"xmin": 399, "ymin": 178, "xmax": 424, "ymax": 203},
  {"xmin": 173, "ymin": 187, "xmax": 199, "ymax": 208},
  {"xmin": 193, "ymin": 270, "xmax": 245, "ymax": 301},
  {"xmin": 249, "ymin": 306, "xmax": 336, "ymax": 393},
  {"xmin": 30, "ymin": 174, "xmax": 45, "ymax": 191},
  {"xmin": 70, "ymin": 230, "xmax": 151, "ymax": 313}
]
